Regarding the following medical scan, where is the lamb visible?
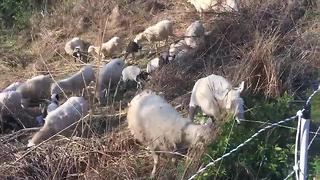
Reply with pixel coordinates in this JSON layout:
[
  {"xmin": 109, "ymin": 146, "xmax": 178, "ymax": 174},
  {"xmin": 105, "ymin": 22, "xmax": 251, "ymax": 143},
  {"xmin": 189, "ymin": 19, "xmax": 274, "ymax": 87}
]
[
  {"xmin": 122, "ymin": 66, "xmax": 149, "ymax": 88},
  {"xmin": 134, "ymin": 20, "xmax": 174, "ymax": 51},
  {"xmin": 96, "ymin": 58, "xmax": 124, "ymax": 105},
  {"xmin": 127, "ymin": 90, "xmax": 214, "ymax": 178},
  {"xmin": 64, "ymin": 37, "xmax": 85, "ymax": 61},
  {"xmin": 28, "ymin": 97, "xmax": 88, "ymax": 147},
  {"xmin": 187, "ymin": 0, "xmax": 238, "ymax": 17},
  {"xmin": 51, "ymin": 65, "xmax": 95, "ymax": 96},
  {"xmin": 16, "ymin": 75, "xmax": 53, "ymax": 108},
  {"xmin": 189, "ymin": 74, "xmax": 245, "ymax": 124},
  {"xmin": 88, "ymin": 37, "xmax": 122, "ymax": 58},
  {"xmin": 184, "ymin": 21, "xmax": 205, "ymax": 49},
  {"xmin": 1, "ymin": 82, "xmax": 22, "ymax": 92},
  {"xmin": 0, "ymin": 91, "xmax": 37, "ymax": 131}
]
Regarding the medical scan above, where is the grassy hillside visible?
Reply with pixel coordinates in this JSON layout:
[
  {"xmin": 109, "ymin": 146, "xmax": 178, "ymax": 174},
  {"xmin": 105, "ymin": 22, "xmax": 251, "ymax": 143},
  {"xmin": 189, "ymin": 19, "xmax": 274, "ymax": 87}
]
[{"xmin": 0, "ymin": 0, "xmax": 319, "ymax": 179}]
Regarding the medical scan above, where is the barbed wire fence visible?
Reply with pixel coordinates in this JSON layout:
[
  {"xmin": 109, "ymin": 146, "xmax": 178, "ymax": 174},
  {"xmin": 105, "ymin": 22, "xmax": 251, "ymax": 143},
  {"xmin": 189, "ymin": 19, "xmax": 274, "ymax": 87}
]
[{"xmin": 188, "ymin": 85, "xmax": 320, "ymax": 180}]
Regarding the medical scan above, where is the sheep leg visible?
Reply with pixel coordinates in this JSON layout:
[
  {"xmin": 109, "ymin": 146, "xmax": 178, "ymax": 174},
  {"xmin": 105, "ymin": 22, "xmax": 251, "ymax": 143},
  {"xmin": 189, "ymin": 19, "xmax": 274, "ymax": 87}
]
[{"xmin": 151, "ymin": 151, "xmax": 159, "ymax": 178}]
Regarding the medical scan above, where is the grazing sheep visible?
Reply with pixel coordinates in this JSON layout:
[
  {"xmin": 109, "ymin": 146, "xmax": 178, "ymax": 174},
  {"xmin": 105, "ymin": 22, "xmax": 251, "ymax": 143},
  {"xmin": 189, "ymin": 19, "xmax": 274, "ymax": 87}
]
[
  {"xmin": 88, "ymin": 37, "xmax": 122, "ymax": 58},
  {"xmin": 1, "ymin": 82, "xmax": 22, "ymax": 92},
  {"xmin": 146, "ymin": 55, "xmax": 169, "ymax": 73},
  {"xmin": 168, "ymin": 40, "xmax": 192, "ymax": 61},
  {"xmin": 189, "ymin": 74, "xmax": 245, "ymax": 124},
  {"xmin": 16, "ymin": 75, "xmax": 53, "ymax": 108},
  {"xmin": 184, "ymin": 21, "xmax": 205, "ymax": 49},
  {"xmin": 188, "ymin": 0, "xmax": 238, "ymax": 17},
  {"xmin": 134, "ymin": 20, "xmax": 174, "ymax": 51},
  {"xmin": 127, "ymin": 90, "xmax": 214, "ymax": 178},
  {"xmin": 51, "ymin": 65, "xmax": 95, "ymax": 96},
  {"xmin": 122, "ymin": 66, "xmax": 149, "ymax": 88},
  {"xmin": 0, "ymin": 91, "xmax": 37, "ymax": 132},
  {"xmin": 124, "ymin": 41, "xmax": 142, "ymax": 60},
  {"xmin": 28, "ymin": 97, "xmax": 88, "ymax": 147},
  {"xmin": 65, "ymin": 37, "xmax": 85, "ymax": 61},
  {"xmin": 96, "ymin": 58, "xmax": 124, "ymax": 105}
]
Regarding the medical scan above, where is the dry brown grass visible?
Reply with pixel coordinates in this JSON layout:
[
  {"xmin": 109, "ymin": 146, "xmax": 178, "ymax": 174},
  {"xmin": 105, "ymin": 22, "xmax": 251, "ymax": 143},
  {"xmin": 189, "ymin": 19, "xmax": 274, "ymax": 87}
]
[{"xmin": 0, "ymin": 0, "xmax": 319, "ymax": 179}]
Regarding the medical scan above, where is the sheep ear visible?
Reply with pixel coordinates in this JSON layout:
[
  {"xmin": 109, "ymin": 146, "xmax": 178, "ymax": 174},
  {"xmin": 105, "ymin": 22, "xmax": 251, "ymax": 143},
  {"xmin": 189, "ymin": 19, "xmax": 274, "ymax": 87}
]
[{"xmin": 237, "ymin": 81, "xmax": 244, "ymax": 93}]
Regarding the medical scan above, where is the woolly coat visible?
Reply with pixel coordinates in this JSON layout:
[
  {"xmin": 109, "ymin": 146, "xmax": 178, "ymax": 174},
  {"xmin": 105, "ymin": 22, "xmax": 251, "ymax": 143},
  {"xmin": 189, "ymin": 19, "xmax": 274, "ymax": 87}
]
[
  {"xmin": 51, "ymin": 65, "xmax": 95, "ymax": 95},
  {"xmin": 28, "ymin": 97, "xmax": 88, "ymax": 146}
]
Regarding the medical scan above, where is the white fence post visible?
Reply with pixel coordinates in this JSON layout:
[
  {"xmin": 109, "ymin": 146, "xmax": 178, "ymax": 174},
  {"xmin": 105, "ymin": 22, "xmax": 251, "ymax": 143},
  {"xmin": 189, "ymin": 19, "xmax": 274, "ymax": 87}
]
[{"xmin": 299, "ymin": 103, "xmax": 311, "ymax": 180}]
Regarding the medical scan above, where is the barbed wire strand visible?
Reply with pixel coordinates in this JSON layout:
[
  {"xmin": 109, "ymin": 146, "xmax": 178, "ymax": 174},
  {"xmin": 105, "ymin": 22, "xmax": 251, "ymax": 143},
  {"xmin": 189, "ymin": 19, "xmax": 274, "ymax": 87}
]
[{"xmin": 240, "ymin": 119, "xmax": 320, "ymax": 135}]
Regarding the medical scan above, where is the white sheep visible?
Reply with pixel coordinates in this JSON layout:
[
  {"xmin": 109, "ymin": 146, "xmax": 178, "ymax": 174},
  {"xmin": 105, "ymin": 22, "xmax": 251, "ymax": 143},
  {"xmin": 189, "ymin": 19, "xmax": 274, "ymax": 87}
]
[
  {"xmin": 168, "ymin": 40, "xmax": 192, "ymax": 61},
  {"xmin": 146, "ymin": 55, "xmax": 169, "ymax": 73},
  {"xmin": 122, "ymin": 66, "xmax": 149, "ymax": 88},
  {"xmin": 127, "ymin": 90, "xmax": 214, "ymax": 178},
  {"xmin": 187, "ymin": 0, "xmax": 238, "ymax": 17},
  {"xmin": 16, "ymin": 75, "xmax": 53, "ymax": 108},
  {"xmin": 0, "ymin": 91, "xmax": 37, "ymax": 130},
  {"xmin": 134, "ymin": 20, "xmax": 174, "ymax": 51},
  {"xmin": 51, "ymin": 65, "xmax": 95, "ymax": 96},
  {"xmin": 28, "ymin": 96, "xmax": 88, "ymax": 147},
  {"xmin": 96, "ymin": 58, "xmax": 124, "ymax": 105},
  {"xmin": 184, "ymin": 21, "xmax": 205, "ymax": 49},
  {"xmin": 122, "ymin": 65, "xmax": 141, "ymax": 82},
  {"xmin": 189, "ymin": 74, "xmax": 245, "ymax": 124},
  {"xmin": 1, "ymin": 82, "xmax": 22, "ymax": 92},
  {"xmin": 64, "ymin": 37, "xmax": 85, "ymax": 60},
  {"xmin": 88, "ymin": 36, "xmax": 122, "ymax": 58}
]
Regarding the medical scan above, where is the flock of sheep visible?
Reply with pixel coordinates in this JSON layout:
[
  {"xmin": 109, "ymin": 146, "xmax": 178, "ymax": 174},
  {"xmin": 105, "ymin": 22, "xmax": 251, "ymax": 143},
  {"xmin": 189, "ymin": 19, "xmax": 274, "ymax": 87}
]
[{"xmin": 0, "ymin": 0, "xmax": 243, "ymax": 177}]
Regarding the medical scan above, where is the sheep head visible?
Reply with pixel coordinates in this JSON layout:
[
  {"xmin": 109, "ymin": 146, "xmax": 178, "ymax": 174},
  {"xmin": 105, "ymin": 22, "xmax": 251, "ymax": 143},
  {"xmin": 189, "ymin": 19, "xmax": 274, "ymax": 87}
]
[
  {"xmin": 225, "ymin": 81, "xmax": 245, "ymax": 124},
  {"xmin": 134, "ymin": 33, "xmax": 145, "ymax": 44}
]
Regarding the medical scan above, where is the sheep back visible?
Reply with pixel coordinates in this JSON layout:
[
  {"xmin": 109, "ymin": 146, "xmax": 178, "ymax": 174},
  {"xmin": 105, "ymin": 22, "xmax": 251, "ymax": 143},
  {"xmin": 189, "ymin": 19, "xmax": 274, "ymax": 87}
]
[
  {"xmin": 28, "ymin": 97, "xmax": 88, "ymax": 146},
  {"xmin": 0, "ymin": 91, "xmax": 23, "ymax": 116},
  {"xmin": 190, "ymin": 74, "xmax": 233, "ymax": 119},
  {"xmin": 122, "ymin": 66, "xmax": 141, "ymax": 82},
  {"xmin": 97, "ymin": 58, "xmax": 124, "ymax": 105},
  {"xmin": 0, "ymin": 91, "xmax": 37, "ymax": 128},
  {"xmin": 2, "ymin": 82, "xmax": 22, "ymax": 92},
  {"xmin": 64, "ymin": 37, "xmax": 85, "ymax": 55},
  {"xmin": 102, "ymin": 36, "xmax": 122, "ymax": 56},
  {"xmin": 137, "ymin": 20, "xmax": 173, "ymax": 42},
  {"xmin": 17, "ymin": 75, "xmax": 52, "ymax": 104},
  {"xmin": 51, "ymin": 65, "xmax": 95, "ymax": 95},
  {"xmin": 127, "ymin": 90, "xmax": 191, "ymax": 151},
  {"xmin": 185, "ymin": 21, "xmax": 205, "ymax": 49},
  {"xmin": 188, "ymin": 0, "xmax": 238, "ymax": 13}
]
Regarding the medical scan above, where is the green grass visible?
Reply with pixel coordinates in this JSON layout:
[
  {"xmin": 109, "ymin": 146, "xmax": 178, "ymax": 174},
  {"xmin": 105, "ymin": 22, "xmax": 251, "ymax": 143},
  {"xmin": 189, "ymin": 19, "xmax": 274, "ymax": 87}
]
[{"xmin": 311, "ymin": 93, "xmax": 320, "ymax": 122}]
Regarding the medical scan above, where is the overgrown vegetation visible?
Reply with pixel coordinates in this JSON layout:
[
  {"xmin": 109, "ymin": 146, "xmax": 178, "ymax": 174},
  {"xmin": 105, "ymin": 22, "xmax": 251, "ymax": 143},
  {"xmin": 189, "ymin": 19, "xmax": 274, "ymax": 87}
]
[{"xmin": 0, "ymin": 0, "xmax": 319, "ymax": 179}]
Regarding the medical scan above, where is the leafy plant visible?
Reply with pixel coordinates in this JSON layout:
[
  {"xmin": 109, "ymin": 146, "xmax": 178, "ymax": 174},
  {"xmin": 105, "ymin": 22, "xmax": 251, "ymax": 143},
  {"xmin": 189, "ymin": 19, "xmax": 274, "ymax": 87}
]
[{"xmin": 197, "ymin": 93, "xmax": 299, "ymax": 179}]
